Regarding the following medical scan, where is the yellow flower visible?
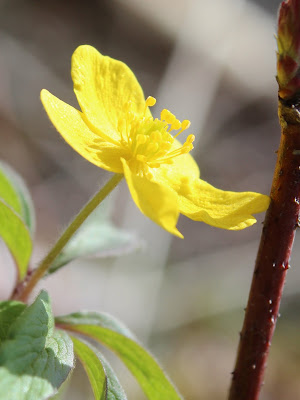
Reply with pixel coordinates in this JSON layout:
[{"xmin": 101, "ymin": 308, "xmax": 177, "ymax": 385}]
[{"xmin": 41, "ymin": 45, "xmax": 270, "ymax": 238}]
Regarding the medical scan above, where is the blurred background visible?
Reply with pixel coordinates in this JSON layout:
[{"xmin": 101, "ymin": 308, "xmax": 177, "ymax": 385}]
[{"xmin": 1, "ymin": 0, "xmax": 300, "ymax": 399}]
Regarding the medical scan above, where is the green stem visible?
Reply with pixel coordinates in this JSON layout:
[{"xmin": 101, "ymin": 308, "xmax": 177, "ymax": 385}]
[{"xmin": 13, "ymin": 173, "xmax": 123, "ymax": 302}]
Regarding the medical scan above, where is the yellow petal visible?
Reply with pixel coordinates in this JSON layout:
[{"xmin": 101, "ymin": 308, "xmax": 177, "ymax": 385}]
[
  {"xmin": 121, "ymin": 158, "xmax": 183, "ymax": 238},
  {"xmin": 71, "ymin": 45, "xmax": 147, "ymax": 139},
  {"xmin": 41, "ymin": 89, "xmax": 126, "ymax": 173},
  {"xmin": 176, "ymin": 178, "xmax": 270, "ymax": 230}
]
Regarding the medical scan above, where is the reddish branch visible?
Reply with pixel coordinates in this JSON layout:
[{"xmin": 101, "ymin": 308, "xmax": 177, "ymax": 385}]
[
  {"xmin": 228, "ymin": 2, "xmax": 300, "ymax": 398},
  {"xmin": 228, "ymin": 101, "xmax": 300, "ymax": 400}
]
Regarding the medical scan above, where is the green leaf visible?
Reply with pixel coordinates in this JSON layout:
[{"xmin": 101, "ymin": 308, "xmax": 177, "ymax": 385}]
[
  {"xmin": 56, "ymin": 312, "xmax": 134, "ymax": 339},
  {"xmin": 0, "ymin": 162, "xmax": 34, "ymax": 279},
  {"xmin": 72, "ymin": 336, "xmax": 106, "ymax": 400},
  {"xmin": 0, "ymin": 291, "xmax": 74, "ymax": 400},
  {"xmin": 0, "ymin": 161, "xmax": 35, "ymax": 235},
  {"xmin": 71, "ymin": 336, "xmax": 127, "ymax": 400},
  {"xmin": 0, "ymin": 301, "xmax": 26, "ymax": 342},
  {"xmin": 0, "ymin": 166, "xmax": 22, "ymax": 215},
  {"xmin": 56, "ymin": 312, "xmax": 182, "ymax": 400},
  {"xmin": 0, "ymin": 198, "xmax": 32, "ymax": 281},
  {"xmin": 49, "ymin": 202, "xmax": 141, "ymax": 274}
]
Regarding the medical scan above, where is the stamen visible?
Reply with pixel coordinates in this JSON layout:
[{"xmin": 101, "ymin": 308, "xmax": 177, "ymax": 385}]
[
  {"xmin": 132, "ymin": 134, "xmax": 147, "ymax": 156},
  {"xmin": 125, "ymin": 97, "xmax": 194, "ymax": 170},
  {"xmin": 161, "ymin": 109, "xmax": 176, "ymax": 124},
  {"xmin": 145, "ymin": 96, "xmax": 156, "ymax": 107},
  {"xmin": 147, "ymin": 142, "xmax": 159, "ymax": 153},
  {"xmin": 150, "ymin": 131, "xmax": 162, "ymax": 142},
  {"xmin": 155, "ymin": 134, "xmax": 194, "ymax": 163},
  {"xmin": 186, "ymin": 134, "xmax": 195, "ymax": 143},
  {"xmin": 136, "ymin": 134, "xmax": 147, "ymax": 145},
  {"xmin": 181, "ymin": 144, "xmax": 193, "ymax": 154},
  {"xmin": 161, "ymin": 142, "xmax": 173, "ymax": 151},
  {"xmin": 165, "ymin": 159, "xmax": 174, "ymax": 164},
  {"xmin": 174, "ymin": 119, "xmax": 191, "ymax": 138},
  {"xmin": 182, "ymin": 120, "xmax": 191, "ymax": 130},
  {"xmin": 169, "ymin": 119, "xmax": 181, "ymax": 132},
  {"xmin": 143, "ymin": 97, "xmax": 157, "ymax": 117}
]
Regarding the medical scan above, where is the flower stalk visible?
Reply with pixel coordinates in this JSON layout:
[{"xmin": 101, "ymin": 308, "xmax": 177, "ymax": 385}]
[
  {"xmin": 228, "ymin": 1, "xmax": 300, "ymax": 398},
  {"xmin": 12, "ymin": 173, "xmax": 123, "ymax": 303}
]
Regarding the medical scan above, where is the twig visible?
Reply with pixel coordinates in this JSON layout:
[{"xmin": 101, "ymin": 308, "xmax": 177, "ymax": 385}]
[{"xmin": 228, "ymin": 1, "xmax": 300, "ymax": 398}]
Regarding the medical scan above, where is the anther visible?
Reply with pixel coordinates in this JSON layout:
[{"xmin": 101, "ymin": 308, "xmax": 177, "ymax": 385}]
[
  {"xmin": 170, "ymin": 119, "xmax": 181, "ymax": 131},
  {"xmin": 136, "ymin": 134, "xmax": 147, "ymax": 145},
  {"xmin": 147, "ymin": 143, "xmax": 159, "ymax": 153},
  {"xmin": 150, "ymin": 131, "xmax": 162, "ymax": 141},
  {"xmin": 186, "ymin": 134, "xmax": 195, "ymax": 144},
  {"xmin": 145, "ymin": 96, "xmax": 156, "ymax": 108},
  {"xmin": 181, "ymin": 120, "xmax": 191, "ymax": 130},
  {"xmin": 161, "ymin": 109, "xmax": 176, "ymax": 124},
  {"xmin": 174, "ymin": 120, "xmax": 191, "ymax": 138}
]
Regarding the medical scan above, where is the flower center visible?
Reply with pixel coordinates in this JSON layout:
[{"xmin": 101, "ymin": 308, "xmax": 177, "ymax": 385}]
[{"xmin": 118, "ymin": 96, "xmax": 195, "ymax": 175}]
